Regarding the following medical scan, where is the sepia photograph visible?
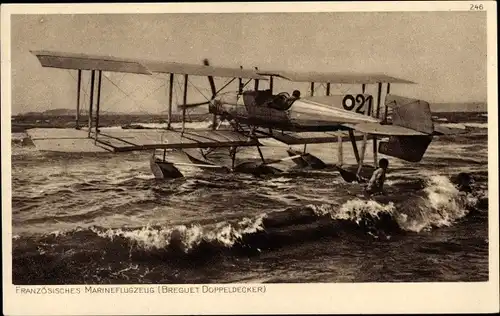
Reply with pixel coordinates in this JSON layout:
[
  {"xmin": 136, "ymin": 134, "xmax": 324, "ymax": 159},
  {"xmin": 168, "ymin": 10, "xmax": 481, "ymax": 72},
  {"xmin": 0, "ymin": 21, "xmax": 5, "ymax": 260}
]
[{"xmin": 2, "ymin": 2, "xmax": 498, "ymax": 315}]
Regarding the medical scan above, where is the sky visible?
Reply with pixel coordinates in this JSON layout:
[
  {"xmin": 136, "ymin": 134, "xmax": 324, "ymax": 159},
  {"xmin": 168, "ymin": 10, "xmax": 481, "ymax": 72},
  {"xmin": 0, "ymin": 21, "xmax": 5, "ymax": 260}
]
[{"xmin": 10, "ymin": 11, "xmax": 487, "ymax": 114}]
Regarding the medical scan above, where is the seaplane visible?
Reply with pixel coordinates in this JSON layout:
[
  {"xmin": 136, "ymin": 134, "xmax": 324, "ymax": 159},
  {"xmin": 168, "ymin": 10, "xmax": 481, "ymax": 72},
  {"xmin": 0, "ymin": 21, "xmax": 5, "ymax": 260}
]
[{"xmin": 25, "ymin": 50, "xmax": 461, "ymax": 181}]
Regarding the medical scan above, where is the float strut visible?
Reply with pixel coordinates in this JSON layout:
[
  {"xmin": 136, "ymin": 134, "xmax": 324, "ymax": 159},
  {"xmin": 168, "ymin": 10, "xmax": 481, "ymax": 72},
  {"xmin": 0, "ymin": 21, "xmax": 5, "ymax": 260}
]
[
  {"xmin": 337, "ymin": 134, "xmax": 343, "ymax": 166},
  {"xmin": 257, "ymin": 146, "xmax": 265, "ymax": 163},
  {"xmin": 348, "ymin": 130, "xmax": 360, "ymax": 164},
  {"xmin": 357, "ymin": 133, "xmax": 368, "ymax": 176},
  {"xmin": 230, "ymin": 146, "xmax": 237, "ymax": 169}
]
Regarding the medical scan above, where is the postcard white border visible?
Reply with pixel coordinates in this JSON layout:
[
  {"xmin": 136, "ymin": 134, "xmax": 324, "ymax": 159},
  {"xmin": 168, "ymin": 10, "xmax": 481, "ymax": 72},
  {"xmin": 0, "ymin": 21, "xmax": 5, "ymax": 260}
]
[{"xmin": 2, "ymin": 2, "xmax": 499, "ymax": 315}]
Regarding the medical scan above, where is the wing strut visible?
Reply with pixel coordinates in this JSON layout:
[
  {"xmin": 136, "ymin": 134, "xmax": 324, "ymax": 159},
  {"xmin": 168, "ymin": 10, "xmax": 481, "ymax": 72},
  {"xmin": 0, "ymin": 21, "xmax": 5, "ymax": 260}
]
[
  {"xmin": 94, "ymin": 70, "xmax": 103, "ymax": 144},
  {"xmin": 167, "ymin": 73, "xmax": 174, "ymax": 129},
  {"xmin": 238, "ymin": 66, "xmax": 244, "ymax": 94},
  {"xmin": 182, "ymin": 74, "xmax": 188, "ymax": 134},
  {"xmin": 373, "ymin": 82, "xmax": 383, "ymax": 168},
  {"xmin": 383, "ymin": 83, "xmax": 391, "ymax": 122},
  {"xmin": 254, "ymin": 67, "xmax": 260, "ymax": 90},
  {"xmin": 88, "ymin": 70, "xmax": 96, "ymax": 138},
  {"xmin": 375, "ymin": 82, "xmax": 382, "ymax": 118},
  {"xmin": 76, "ymin": 69, "xmax": 82, "ymax": 129}
]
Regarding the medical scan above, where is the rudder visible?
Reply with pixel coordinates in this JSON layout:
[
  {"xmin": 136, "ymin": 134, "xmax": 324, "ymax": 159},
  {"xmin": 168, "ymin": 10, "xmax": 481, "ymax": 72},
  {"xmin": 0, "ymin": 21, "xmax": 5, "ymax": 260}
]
[
  {"xmin": 385, "ymin": 94, "xmax": 434, "ymax": 134},
  {"xmin": 379, "ymin": 95, "xmax": 434, "ymax": 162}
]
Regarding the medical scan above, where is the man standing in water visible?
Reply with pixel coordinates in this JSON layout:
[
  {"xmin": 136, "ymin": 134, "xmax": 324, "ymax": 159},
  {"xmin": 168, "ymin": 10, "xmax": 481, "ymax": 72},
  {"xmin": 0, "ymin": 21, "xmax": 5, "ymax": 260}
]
[
  {"xmin": 365, "ymin": 158, "xmax": 389, "ymax": 196},
  {"xmin": 455, "ymin": 172, "xmax": 473, "ymax": 193}
]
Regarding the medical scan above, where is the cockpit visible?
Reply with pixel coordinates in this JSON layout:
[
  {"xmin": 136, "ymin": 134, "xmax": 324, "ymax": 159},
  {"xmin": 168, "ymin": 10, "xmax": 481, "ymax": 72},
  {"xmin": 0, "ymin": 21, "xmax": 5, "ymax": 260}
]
[{"xmin": 242, "ymin": 89, "xmax": 301, "ymax": 111}]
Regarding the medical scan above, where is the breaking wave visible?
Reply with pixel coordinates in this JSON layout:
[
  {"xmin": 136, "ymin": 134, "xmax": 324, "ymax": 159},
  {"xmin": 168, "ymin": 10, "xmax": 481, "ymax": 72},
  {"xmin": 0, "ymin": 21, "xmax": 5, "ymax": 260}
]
[{"xmin": 90, "ymin": 214, "xmax": 267, "ymax": 253}]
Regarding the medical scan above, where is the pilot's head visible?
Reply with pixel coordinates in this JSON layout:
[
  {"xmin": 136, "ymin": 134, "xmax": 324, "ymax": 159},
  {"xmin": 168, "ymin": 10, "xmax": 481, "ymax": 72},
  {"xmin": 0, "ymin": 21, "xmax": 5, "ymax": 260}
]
[{"xmin": 292, "ymin": 90, "xmax": 301, "ymax": 99}]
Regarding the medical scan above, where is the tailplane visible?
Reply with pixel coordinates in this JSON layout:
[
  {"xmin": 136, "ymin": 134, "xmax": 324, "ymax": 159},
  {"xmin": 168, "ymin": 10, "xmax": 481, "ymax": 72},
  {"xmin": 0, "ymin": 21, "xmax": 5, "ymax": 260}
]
[{"xmin": 379, "ymin": 95, "xmax": 434, "ymax": 162}]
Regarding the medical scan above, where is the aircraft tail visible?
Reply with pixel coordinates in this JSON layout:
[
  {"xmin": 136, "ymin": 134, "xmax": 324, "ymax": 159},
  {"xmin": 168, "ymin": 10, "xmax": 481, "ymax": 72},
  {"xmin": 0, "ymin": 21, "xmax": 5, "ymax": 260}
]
[
  {"xmin": 386, "ymin": 94, "xmax": 434, "ymax": 134},
  {"xmin": 378, "ymin": 95, "xmax": 434, "ymax": 162}
]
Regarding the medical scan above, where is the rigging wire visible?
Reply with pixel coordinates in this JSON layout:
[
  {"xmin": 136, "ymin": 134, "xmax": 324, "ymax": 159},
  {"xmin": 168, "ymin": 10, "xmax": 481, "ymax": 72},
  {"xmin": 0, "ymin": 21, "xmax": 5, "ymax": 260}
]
[
  {"xmin": 103, "ymin": 75, "xmax": 163, "ymax": 113},
  {"xmin": 173, "ymin": 75, "xmax": 180, "ymax": 105},
  {"xmin": 186, "ymin": 78, "xmax": 217, "ymax": 120},
  {"xmin": 188, "ymin": 78, "xmax": 210, "ymax": 102},
  {"xmin": 67, "ymin": 69, "xmax": 166, "ymax": 116},
  {"xmin": 136, "ymin": 81, "xmax": 167, "ymax": 108},
  {"xmin": 101, "ymin": 72, "xmax": 128, "ymax": 105},
  {"xmin": 67, "ymin": 70, "xmax": 92, "ymax": 115}
]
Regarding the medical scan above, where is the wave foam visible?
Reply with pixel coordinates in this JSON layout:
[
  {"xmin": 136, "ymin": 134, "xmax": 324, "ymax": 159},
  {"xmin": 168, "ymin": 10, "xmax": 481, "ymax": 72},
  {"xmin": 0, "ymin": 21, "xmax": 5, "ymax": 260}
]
[
  {"xmin": 90, "ymin": 213, "xmax": 267, "ymax": 253},
  {"xmin": 394, "ymin": 175, "xmax": 475, "ymax": 232}
]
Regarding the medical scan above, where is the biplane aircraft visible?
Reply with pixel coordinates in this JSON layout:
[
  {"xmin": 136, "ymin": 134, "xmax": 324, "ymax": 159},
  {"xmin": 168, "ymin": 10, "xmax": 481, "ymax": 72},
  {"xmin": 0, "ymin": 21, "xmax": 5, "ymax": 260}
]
[{"xmin": 26, "ymin": 50, "xmax": 460, "ymax": 180}]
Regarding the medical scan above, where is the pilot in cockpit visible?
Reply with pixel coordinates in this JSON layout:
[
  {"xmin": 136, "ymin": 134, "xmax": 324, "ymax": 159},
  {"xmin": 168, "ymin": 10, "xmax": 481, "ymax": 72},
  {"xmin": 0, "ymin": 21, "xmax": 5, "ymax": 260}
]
[{"xmin": 267, "ymin": 89, "xmax": 301, "ymax": 111}]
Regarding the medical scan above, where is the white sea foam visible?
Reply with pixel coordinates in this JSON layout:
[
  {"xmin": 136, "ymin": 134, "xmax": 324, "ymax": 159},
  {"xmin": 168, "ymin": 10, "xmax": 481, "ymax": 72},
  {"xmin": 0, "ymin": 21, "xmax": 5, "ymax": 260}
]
[
  {"xmin": 90, "ymin": 213, "xmax": 267, "ymax": 253},
  {"xmin": 441, "ymin": 123, "xmax": 488, "ymax": 130},
  {"xmin": 396, "ymin": 175, "xmax": 474, "ymax": 232}
]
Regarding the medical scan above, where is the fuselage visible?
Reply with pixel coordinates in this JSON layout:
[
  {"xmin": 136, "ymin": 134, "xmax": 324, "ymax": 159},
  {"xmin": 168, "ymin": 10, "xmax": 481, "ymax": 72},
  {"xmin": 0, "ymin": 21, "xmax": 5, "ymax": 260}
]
[{"xmin": 209, "ymin": 90, "xmax": 377, "ymax": 132}]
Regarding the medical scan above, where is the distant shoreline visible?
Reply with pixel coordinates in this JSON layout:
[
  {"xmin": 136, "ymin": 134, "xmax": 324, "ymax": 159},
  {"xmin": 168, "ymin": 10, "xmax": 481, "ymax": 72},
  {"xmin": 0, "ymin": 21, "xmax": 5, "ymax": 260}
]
[{"xmin": 11, "ymin": 113, "xmax": 210, "ymax": 133}]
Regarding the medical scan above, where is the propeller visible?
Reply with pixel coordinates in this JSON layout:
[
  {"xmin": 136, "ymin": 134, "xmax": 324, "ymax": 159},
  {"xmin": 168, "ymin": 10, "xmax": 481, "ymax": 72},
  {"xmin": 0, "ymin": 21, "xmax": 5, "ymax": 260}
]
[
  {"xmin": 204, "ymin": 59, "xmax": 217, "ymax": 98},
  {"xmin": 178, "ymin": 58, "xmax": 218, "ymax": 110}
]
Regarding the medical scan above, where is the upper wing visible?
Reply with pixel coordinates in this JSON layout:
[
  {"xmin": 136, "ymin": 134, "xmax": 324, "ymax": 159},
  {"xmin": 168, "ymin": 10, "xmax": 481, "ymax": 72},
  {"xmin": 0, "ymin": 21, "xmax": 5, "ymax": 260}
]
[
  {"xmin": 31, "ymin": 50, "xmax": 268, "ymax": 79},
  {"xmin": 257, "ymin": 70, "xmax": 415, "ymax": 84},
  {"xmin": 31, "ymin": 50, "xmax": 153, "ymax": 75},
  {"xmin": 146, "ymin": 60, "xmax": 267, "ymax": 80}
]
